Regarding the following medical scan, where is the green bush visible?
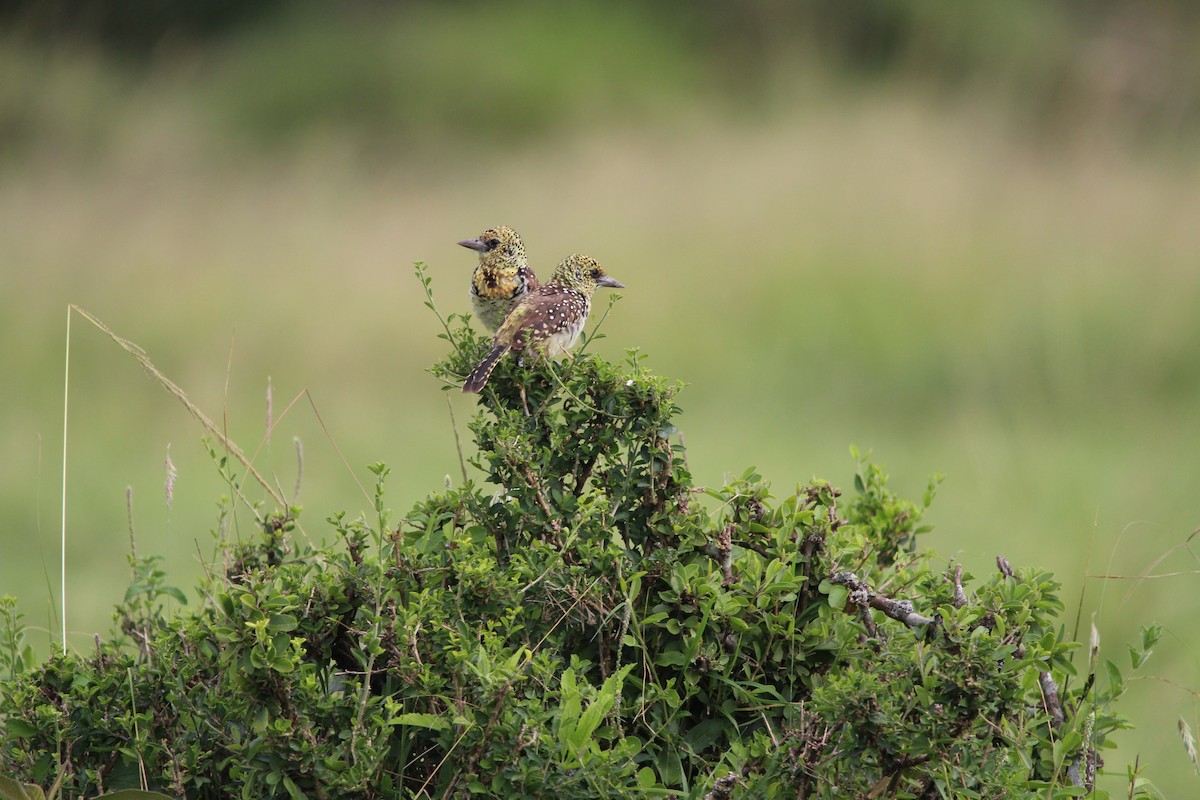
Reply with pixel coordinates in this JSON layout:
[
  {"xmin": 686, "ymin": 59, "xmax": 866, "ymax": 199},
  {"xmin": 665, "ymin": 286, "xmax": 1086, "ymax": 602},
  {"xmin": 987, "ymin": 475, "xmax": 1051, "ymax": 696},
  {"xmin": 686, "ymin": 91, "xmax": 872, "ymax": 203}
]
[{"xmin": 0, "ymin": 268, "xmax": 1160, "ymax": 798}]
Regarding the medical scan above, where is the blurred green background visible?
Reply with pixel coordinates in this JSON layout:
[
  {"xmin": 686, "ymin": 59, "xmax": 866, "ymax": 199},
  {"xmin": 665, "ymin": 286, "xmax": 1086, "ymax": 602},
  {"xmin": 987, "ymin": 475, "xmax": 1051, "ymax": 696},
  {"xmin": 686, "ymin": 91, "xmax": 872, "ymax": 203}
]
[{"xmin": 2, "ymin": 0, "xmax": 1199, "ymax": 794}]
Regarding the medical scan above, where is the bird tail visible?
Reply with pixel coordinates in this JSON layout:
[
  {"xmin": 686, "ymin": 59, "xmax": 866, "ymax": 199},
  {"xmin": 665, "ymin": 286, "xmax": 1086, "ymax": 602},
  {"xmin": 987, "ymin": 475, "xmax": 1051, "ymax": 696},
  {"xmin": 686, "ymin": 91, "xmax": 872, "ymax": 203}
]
[{"xmin": 462, "ymin": 344, "xmax": 510, "ymax": 393}]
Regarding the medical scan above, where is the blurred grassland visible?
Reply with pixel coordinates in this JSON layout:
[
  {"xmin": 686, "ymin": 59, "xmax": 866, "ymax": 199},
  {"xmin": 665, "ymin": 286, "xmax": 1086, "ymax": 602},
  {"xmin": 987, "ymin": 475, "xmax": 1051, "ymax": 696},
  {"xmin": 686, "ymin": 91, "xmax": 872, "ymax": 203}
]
[{"xmin": 2, "ymin": 1, "xmax": 1200, "ymax": 795}]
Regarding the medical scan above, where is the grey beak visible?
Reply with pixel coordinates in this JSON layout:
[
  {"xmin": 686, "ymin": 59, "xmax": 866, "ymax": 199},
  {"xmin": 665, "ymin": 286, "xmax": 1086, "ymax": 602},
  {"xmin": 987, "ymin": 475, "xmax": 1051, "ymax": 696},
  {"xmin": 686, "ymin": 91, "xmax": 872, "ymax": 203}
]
[
  {"xmin": 597, "ymin": 275, "xmax": 625, "ymax": 289},
  {"xmin": 458, "ymin": 238, "xmax": 489, "ymax": 252}
]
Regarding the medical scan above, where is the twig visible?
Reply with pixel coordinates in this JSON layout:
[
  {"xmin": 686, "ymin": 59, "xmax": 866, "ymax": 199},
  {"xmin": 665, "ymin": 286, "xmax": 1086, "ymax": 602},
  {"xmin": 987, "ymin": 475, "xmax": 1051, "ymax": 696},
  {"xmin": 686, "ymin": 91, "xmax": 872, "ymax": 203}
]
[
  {"xmin": 715, "ymin": 525, "xmax": 734, "ymax": 586},
  {"xmin": 445, "ymin": 394, "xmax": 469, "ymax": 485},
  {"xmin": 293, "ymin": 436, "xmax": 304, "ymax": 501},
  {"xmin": 126, "ymin": 486, "xmax": 137, "ymax": 565},
  {"xmin": 1088, "ymin": 569, "xmax": 1200, "ymax": 579},
  {"xmin": 520, "ymin": 464, "xmax": 562, "ymax": 535},
  {"xmin": 576, "ymin": 292, "xmax": 620, "ymax": 355},
  {"xmin": 415, "ymin": 261, "xmax": 463, "ymax": 357},
  {"xmin": 302, "ymin": 389, "xmax": 371, "ymax": 506},
  {"xmin": 572, "ymin": 450, "xmax": 600, "ymax": 498},
  {"xmin": 951, "ymin": 562, "xmax": 967, "ymax": 608},
  {"xmin": 69, "ymin": 305, "xmax": 286, "ymax": 509},
  {"xmin": 61, "ymin": 306, "xmax": 71, "ymax": 654},
  {"xmin": 128, "ymin": 666, "xmax": 149, "ymax": 790}
]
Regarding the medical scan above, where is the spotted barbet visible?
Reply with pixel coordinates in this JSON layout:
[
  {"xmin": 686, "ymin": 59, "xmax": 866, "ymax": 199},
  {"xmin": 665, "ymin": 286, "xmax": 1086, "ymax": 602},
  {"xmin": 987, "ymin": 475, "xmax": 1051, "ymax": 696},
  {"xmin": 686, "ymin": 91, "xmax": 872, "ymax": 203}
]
[
  {"xmin": 462, "ymin": 254, "xmax": 624, "ymax": 393},
  {"xmin": 458, "ymin": 225, "xmax": 538, "ymax": 332}
]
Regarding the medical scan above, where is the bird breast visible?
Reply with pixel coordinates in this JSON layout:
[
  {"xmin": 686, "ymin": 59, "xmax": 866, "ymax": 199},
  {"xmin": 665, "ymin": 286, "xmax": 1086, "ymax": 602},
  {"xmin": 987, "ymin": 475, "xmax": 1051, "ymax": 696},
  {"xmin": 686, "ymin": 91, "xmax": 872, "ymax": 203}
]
[{"xmin": 537, "ymin": 293, "xmax": 588, "ymax": 355}]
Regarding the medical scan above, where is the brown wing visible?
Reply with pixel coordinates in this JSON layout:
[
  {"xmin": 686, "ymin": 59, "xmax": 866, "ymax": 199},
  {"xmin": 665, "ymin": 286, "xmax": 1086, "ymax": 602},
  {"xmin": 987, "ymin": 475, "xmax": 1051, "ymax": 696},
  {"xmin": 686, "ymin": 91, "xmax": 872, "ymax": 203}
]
[{"xmin": 495, "ymin": 284, "xmax": 586, "ymax": 351}]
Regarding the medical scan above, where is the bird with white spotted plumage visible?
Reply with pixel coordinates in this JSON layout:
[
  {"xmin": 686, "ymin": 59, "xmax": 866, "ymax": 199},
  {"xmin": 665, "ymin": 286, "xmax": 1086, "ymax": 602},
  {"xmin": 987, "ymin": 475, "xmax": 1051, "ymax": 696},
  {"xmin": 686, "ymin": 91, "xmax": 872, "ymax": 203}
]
[{"xmin": 462, "ymin": 254, "xmax": 623, "ymax": 393}]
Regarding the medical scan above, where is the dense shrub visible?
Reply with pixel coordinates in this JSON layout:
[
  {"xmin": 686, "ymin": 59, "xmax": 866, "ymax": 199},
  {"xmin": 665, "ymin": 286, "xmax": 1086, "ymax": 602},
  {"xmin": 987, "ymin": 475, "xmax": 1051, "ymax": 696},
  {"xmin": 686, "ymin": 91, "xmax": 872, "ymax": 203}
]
[{"xmin": 0, "ymin": 269, "xmax": 1159, "ymax": 798}]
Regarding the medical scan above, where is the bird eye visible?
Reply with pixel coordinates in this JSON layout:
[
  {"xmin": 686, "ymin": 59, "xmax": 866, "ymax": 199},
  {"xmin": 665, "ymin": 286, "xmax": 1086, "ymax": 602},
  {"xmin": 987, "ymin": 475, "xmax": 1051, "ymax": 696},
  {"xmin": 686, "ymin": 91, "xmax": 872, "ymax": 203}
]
[{"xmin": 486, "ymin": 238, "xmax": 501, "ymax": 249}]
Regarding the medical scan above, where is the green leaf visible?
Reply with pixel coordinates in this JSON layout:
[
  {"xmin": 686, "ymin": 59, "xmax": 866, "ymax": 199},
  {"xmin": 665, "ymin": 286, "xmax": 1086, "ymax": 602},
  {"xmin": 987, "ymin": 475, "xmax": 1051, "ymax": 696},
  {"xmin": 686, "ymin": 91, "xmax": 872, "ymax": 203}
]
[
  {"xmin": 657, "ymin": 748, "xmax": 685, "ymax": 786},
  {"xmin": 4, "ymin": 719, "xmax": 37, "ymax": 738},
  {"xmin": 0, "ymin": 775, "xmax": 42, "ymax": 800},
  {"xmin": 825, "ymin": 583, "xmax": 849, "ymax": 610},
  {"xmin": 655, "ymin": 649, "xmax": 690, "ymax": 667},
  {"xmin": 282, "ymin": 775, "xmax": 306, "ymax": 800},
  {"xmin": 570, "ymin": 664, "xmax": 633, "ymax": 751},
  {"xmin": 388, "ymin": 713, "xmax": 451, "ymax": 731},
  {"xmin": 163, "ymin": 585, "xmax": 188, "ymax": 605},
  {"xmin": 991, "ymin": 644, "xmax": 1016, "ymax": 661},
  {"xmin": 1105, "ymin": 659, "xmax": 1125, "ymax": 696},
  {"xmin": 559, "ymin": 667, "xmax": 582, "ymax": 729}
]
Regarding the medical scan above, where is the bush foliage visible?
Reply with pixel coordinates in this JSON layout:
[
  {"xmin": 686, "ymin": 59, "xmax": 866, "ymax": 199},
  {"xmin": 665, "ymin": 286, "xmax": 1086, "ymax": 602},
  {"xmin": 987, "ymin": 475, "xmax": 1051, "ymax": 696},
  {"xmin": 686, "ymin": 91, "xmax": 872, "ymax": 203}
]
[{"xmin": 0, "ymin": 269, "xmax": 1160, "ymax": 798}]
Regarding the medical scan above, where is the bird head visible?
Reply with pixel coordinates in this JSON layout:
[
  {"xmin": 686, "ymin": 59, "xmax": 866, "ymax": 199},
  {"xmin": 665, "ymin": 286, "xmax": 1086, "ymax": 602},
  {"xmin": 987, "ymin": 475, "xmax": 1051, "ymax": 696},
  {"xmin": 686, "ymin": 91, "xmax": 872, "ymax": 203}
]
[
  {"xmin": 551, "ymin": 254, "xmax": 624, "ymax": 296},
  {"xmin": 458, "ymin": 226, "xmax": 527, "ymax": 273}
]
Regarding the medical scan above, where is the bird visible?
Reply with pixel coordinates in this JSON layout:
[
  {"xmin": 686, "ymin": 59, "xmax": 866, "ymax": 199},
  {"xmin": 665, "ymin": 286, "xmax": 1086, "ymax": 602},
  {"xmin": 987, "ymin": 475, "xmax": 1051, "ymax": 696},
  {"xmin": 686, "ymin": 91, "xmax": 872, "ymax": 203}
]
[
  {"xmin": 458, "ymin": 225, "xmax": 539, "ymax": 332},
  {"xmin": 462, "ymin": 254, "xmax": 624, "ymax": 394}
]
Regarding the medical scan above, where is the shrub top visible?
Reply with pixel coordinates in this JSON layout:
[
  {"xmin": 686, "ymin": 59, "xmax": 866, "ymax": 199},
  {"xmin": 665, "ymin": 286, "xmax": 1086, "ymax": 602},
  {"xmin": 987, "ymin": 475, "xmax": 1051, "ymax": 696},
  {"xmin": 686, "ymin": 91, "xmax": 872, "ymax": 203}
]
[{"xmin": 0, "ymin": 272, "xmax": 1156, "ymax": 799}]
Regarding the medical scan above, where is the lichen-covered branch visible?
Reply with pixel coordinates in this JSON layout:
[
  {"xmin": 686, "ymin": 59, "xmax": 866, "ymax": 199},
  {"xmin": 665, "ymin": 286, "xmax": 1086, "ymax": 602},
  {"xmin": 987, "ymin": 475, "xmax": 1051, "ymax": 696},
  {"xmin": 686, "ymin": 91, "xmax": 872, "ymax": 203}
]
[
  {"xmin": 830, "ymin": 571, "xmax": 937, "ymax": 632},
  {"xmin": 704, "ymin": 773, "xmax": 741, "ymax": 800}
]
